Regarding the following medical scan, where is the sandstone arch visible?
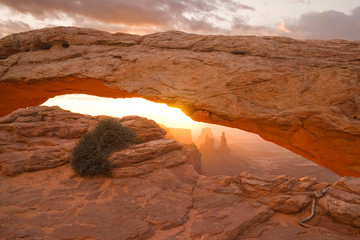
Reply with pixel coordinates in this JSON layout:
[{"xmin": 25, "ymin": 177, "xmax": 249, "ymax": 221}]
[{"xmin": 1, "ymin": 27, "xmax": 360, "ymax": 176}]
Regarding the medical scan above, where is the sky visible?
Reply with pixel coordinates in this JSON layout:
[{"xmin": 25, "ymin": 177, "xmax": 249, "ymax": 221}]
[
  {"xmin": 43, "ymin": 94, "xmax": 258, "ymax": 141},
  {"xmin": 0, "ymin": 0, "xmax": 359, "ymax": 40}
]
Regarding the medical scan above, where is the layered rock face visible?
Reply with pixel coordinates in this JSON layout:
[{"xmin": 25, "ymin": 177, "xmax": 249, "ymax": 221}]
[
  {"xmin": 0, "ymin": 106, "xmax": 187, "ymax": 176},
  {"xmin": 0, "ymin": 27, "xmax": 360, "ymax": 176},
  {"xmin": 1, "ymin": 106, "xmax": 360, "ymax": 239},
  {"xmin": 318, "ymin": 176, "xmax": 360, "ymax": 227},
  {"xmin": 163, "ymin": 126, "xmax": 202, "ymax": 173}
]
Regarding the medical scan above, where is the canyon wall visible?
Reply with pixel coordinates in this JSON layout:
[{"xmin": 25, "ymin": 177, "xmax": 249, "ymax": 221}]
[{"xmin": 0, "ymin": 27, "xmax": 359, "ymax": 176}]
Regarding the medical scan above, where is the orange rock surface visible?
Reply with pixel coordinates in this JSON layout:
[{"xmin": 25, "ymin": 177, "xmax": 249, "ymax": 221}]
[
  {"xmin": 1, "ymin": 27, "xmax": 360, "ymax": 176},
  {"xmin": 1, "ymin": 106, "xmax": 360, "ymax": 239}
]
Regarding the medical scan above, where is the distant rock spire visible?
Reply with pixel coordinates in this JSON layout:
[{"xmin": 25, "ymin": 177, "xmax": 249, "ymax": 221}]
[
  {"xmin": 199, "ymin": 134, "xmax": 215, "ymax": 154},
  {"xmin": 198, "ymin": 131, "xmax": 231, "ymax": 156},
  {"xmin": 218, "ymin": 132, "xmax": 230, "ymax": 154},
  {"xmin": 195, "ymin": 128, "xmax": 215, "ymax": 147}
]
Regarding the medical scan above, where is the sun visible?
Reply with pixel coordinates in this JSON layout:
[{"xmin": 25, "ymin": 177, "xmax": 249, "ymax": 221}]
[{"xmin": 42, "ymin": 94, "xmax": 203, "ymax": 129}]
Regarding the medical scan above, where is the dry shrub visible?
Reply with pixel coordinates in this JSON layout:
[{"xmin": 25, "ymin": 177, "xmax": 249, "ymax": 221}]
[{"xmin": 70, "ymin": 119, "xmax": 136, "ymax": 176}]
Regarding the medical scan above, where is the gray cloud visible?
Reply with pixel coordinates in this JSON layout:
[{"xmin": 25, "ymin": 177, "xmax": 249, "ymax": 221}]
[
  {"xmin": 225, "ymin": 16, "xmax": 276, "ymax": 37},
  {"xmin": 0, "ymin": 0, "xmax": 253, "ymax": 31},
  {"xmin": 0, "ymin": 0, "xmax": 358, "ymax": 41},
  {"xmin": 285, "ymin": 6, "xmax": 360, "ymax": 40},
  {"xmin": 0, "ymin": 20, "xmax": 31, "ymax": 37}
]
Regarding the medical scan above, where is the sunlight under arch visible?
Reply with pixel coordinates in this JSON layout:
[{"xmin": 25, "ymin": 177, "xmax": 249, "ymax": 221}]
[
  {"xmin": 41, "ymin": 94, "xmax": 339, "ymax": 182},
  {"xmin": 43, "ymin": 94, "xmax": 197, "ymax": 128},
  {"xmin": 42, "ymin": 94, "xmax": 250, "ymax": 139}
]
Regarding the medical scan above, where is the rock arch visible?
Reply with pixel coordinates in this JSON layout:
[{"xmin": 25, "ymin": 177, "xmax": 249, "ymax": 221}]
[{"xmin": 1, "ymin": 27, "xmax": 360, "ymax": 176}]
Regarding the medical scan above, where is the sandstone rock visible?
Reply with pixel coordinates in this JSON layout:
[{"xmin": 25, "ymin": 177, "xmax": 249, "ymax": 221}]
[
  {"xmin": 1, "ymin": 163, "xmax": 359, "ymax": 239},
  {"xmin": 1, "ymin": 27, "xmax": 360, "ymax": 176},
  {"xmin": 1, "ymin": 104, "xmax": 360, "ymax": 239},
  {"xmin": 182, "ymin": 143, "xmax": 202, "ymax": 174},
  {"xmin": 0, "ymin": 106, "xmax": 92, "ymax": 175},
  {"xmin": 318, "ymin": 176, "xmax": 360, "ymax": 228},
  {"xmin": 191, "ymin": 200, "xmax": 273, "ymax": 240},
  {"xmin": 243, "ymin": 216, "xmax": 359, "ymax": 240},
  {"xmin": 332, "ymin": 176, "xmax": 360, "ymax": 194},
  {"xmin": 0, "ymin": 111, "xmax": 201, "ymax": 240},
  {"xmin": 0, "ymin": 164, "xmax": 195, "ymax": 240},
  {"xmin": 165, "ymin": 127, "xmax": 193, "ymax": 145},
  {"xmin": 0, "ymin": 106, "xmax": 177, "ymax": 176},
  {"xmin": 236, "ymin": 172, "xmax": 318, "ymax": 214},
  {"xmin": 236, "ymin": 171, "xmax": 290, "ymax": 193},
  {"xmin": 271, "ymin": 194, "xmax": 312, "ymax": 214},
  {"xmin": 163, "ymin": 126, "xmax": 202, "ymax": 173},
  {"xmin": 119, "ymin": 115, "xmax": 166, "ymax": 143},
  {"xmin": 109, "ymin": 139, "xmax": 189, "ymax": 178},
  {"xmin": 194, "ymin": 128, "xmax": 216, "ymax": 147},
  {"xmin": 199, "ymin": 134, "xmax": 215, "ymax": 154},
  {"xmin": 191, "ymin": 175, "xmax": 274, "ymax": 239}
]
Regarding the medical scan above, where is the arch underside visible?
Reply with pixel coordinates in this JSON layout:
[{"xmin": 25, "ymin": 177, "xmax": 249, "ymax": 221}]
[{"xmin": 0, "ymin": 27, "xmax": 360, "ymax": 176}]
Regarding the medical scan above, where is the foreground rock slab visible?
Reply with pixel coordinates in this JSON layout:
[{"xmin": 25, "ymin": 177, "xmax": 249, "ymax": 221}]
[
  {"xmin": 1, "ymin": 27, "xmax": 360, "ymax": 176},
  {"xmin": 319, "ymin": 176, "xmax": 360, "ymax": 228},
  {"xmin": 1, "ymin": 166, "xmax": 360, "ymax": 239},
  {"xmin": 1, "ymin": 106, "xmax": 359, "ymax": 239},
  {"xmin": 0, "ymin": 106, "xmax": 175, "ymax": 176}
]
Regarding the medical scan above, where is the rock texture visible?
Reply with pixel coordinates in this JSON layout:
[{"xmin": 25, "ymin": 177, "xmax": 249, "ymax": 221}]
[
  {"xmin": 318, "ymin": 176, "xmax": 360, "ymax": 228},
  {"xmin": 1, "ymin": 165, "xmax": 360, "ymax": 239},
  {"xmin": 0, "ymin": 106, "xmax": 167, "ymax": 176},
  {"xmin": 0, "ymin": 27, "xmax": 360, "ymax": 176},
  {"xmin": 161, "ymin": 126, "xmax": 202, "ymax": 173},
  {"xmin": 0, "ymin": 105, "xmax": 204, "ymax": 178},
  {"xmin": 1, "ymin": 106, "xmax": 360, "ymax": 239},
  {"xmin": 182, "ymin": 143, "xmax": 202, "ymax": 174}
]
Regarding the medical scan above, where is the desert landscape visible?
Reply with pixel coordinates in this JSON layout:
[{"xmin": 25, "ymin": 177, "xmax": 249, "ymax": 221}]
[
  {"xmin": 43, "ymin": 94, "xmax": 341, "ymax": 182},
  {"xmin": 0, "ymin": 1, "xmax": 360, "ymax": 239},
  {"xmin": 192, "ymin": 127, "xmax": 341, "ymax": 183},
  {"xmin": 0, "ymin": 106, "xmax": 360, "ymax": 239}
]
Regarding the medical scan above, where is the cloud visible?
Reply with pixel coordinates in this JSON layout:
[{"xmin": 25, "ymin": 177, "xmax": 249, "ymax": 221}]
[
  {"xmin": 284, "ymin": 6, "xmax": 360, "ymax": 40},
  {"xmin": 0, "ymin": 0, "xmax": 254, "ymax": 34},
  {"xmin": 290, "ymin": 0, "xmax": 311, "ymax": 4},
  {"xmin": 0, "ymin": 20, "xmax": 31, "ymax": 37},
  {"xmin": 230, "ymin": 16, "xmax": 275, "ymax": 36},
  {"xmin": 0, "ymin": 0, "xmax": 358, "ymax": 41},
  {"xmin": 278, "ymin": 22, "xmax": 291, "ymax": 33}
]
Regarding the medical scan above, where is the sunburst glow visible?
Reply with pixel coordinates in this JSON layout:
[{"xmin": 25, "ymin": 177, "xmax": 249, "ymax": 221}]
[
  {"xmin": 42, "ymin": 94, "xmax": 203, "ymax": 129},
  {"xmin": 42, "ymin": 94, "xmax": 266, "ymax": 141}
]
